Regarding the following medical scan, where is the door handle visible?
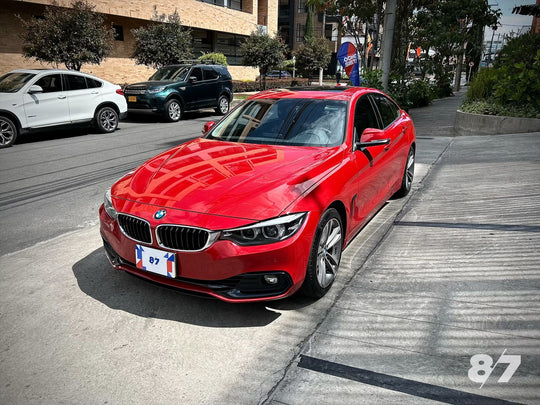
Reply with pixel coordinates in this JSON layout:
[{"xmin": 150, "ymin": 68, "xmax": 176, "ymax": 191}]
[
  {"xmin": 91, "ymin": 91, "xmax": 99, "ymax": 94},
  {"xmin": 57, "ymin": 95, "xmax": 66, "ymax": 99}
]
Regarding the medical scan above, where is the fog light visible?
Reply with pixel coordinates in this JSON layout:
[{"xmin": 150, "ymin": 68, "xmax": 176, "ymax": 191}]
[{"xmin": 264, "ymin": 274, "xmax": 279, "ymax": 285}]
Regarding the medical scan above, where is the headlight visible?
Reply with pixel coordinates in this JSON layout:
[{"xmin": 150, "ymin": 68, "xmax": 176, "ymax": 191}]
[
  {"xmin": 147, "ymin": 86, "xmax": 166, "ymax": 94},
  {"xmin": 104, "ymin": 188, "xmax": 118, "ymax": 220},
  {"xmin": 220, "ymin": 213, "xmax": 307, "ymax": 246}
]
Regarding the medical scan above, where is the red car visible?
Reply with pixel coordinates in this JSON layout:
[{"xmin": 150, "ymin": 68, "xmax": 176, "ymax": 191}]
[{"xmin": 99, "ymin": 87, "xmax": 415, "ymax": 302}]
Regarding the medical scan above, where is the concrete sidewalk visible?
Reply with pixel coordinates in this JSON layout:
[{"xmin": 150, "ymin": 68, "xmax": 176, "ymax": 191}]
[{"xmin": 269, "ymin": 95, "xmax": 540, "ymax": 404}]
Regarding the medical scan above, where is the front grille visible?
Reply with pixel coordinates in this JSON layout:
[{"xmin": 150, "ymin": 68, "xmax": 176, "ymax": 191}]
[
  {"xmin": 118, "ymin": 214, "xmax": 152, "ymax": 244},
  {"xmin": 124, "ymin": 89, "xmax": 146, "ymax": 94},
  {"xmin": 157, "ymin": 225, "xmax": 211, "ymax": 251}
]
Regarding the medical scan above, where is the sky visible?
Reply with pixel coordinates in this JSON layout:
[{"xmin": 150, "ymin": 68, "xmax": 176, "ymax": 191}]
[{"xmin": 485, "ymin": 0, "xmax": 535, "ymax": 40}]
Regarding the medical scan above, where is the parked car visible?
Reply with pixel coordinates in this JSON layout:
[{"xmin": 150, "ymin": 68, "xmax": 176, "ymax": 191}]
[
  {"xmin": 123, "ymin": 62, "xmax": 233, "ymax": 122},
  {"xmin": 0, "ymin": 69, "xmax": 127, "ymax": 148},
  {"xmin": 263, "ymin": 70, "xmax": 292, "ymax": 78},
  {"xmin": 99, "ymin": 87, "xmax": 416, "ymax": 303}
]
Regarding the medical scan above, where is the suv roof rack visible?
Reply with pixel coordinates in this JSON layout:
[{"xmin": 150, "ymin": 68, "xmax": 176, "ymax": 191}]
[{"xmin": 178, "ymin": 59, "xmax": 222, "ymax": 66}]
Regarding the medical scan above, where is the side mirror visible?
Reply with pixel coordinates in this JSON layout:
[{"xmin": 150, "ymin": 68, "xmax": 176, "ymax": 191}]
[
  {"xmin": 27, "ymin": 85, "xmax": 43, "ymax": 94},
  {"xmin": 203, "ymin": 121, "xmax": 215, "ymax": 134},
  {"xmin": 356, "ymin": 128, "xmax": 390, "ymax": 148},
  {"xmin": 188, "ymin": 76, "xmax": 198, "ymax": 83}
]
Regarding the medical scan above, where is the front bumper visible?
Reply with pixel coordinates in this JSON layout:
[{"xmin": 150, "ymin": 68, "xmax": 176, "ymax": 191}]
[{"xmin": 99, "ymin": 205, "xmax": 317, "ymax": 302}]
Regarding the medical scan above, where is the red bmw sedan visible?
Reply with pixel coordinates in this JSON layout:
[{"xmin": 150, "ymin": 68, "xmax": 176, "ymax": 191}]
[{"xmin": 99, "ymin": 87, "xmax": 416, "ymax": 302}]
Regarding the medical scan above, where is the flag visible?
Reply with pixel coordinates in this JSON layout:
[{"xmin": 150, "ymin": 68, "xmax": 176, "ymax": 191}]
[
  {"xmin": 416, "ymin": 46, "xmax": 421, "ymax": 58},
  {"xmin": 337, "ymin": 42, "xmax": 361, "ymax": 86}
]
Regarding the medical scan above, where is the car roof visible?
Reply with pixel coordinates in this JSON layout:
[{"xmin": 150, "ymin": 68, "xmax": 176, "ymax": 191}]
[{"xmin": 248, "ymin": 87, "xmax": 384, "ymax": 102}]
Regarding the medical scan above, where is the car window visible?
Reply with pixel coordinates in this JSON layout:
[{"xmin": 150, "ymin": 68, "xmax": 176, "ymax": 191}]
[
  {"xmin": 372, "ymin": 94, "xmax": 400, "ymax": 128},
  {"xmin": 190, "ymin": 67, "xmax": 203, "ymax": 81},
  {"xmin": 203, "ymin": 67, "xmax": 219, "ymax": 80},
  {"xmin": 149, "ymin": 66, "xmax": 189, "ymax": 81},
  {"xmin": 354, "ymin": 95, "xmax": 380, "ymax": 137},
  {"xmin": 34, "ymin": 74, "xmax": 63, "ymax": 93},
  {"xmin": 214, "ymin": 66, "xmax": 231, "ymax": 79},
  {"xmin": 0, "ymin": 72, "xmax": 36, "ymax": 93},
  {"xmin": 64, "ymin": 74, "xmax": 87, "ymax": 90},
  {"xmin": 86, "ymin": 77, "xmax": 102, "ymax": 88},
  {"xmin": 207, "ymin": 98, "xmax": 347, "ymax": 147}
]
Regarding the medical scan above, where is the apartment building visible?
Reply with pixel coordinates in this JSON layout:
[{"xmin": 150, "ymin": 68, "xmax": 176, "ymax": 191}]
[{"xmin": 0, "ymin": 0, "xmax": 278, "ymax": 83}]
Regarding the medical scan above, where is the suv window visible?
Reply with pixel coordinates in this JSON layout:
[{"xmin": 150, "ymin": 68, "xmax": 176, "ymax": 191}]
[
  {"xmin": 354, "ymin": 95, "xmax": 380, "ymax": 137},
  {"xmin": 65, "ymin": 74, "xmax": 87, "ymax": 90},
  {"xmin": 190, "ymin": 67, "xmax": 203, "ymax": 81},
  {"xmin": 203, "ymin": 67, "xmax": 219, "ymax": 80},
  {"xmin": 372, "ymin": 94, "xmax": 399, "ymax": 128},
  {"xmin": 86, "ymin": 77, "xmax": 102, "ymax": 88},
  {"xmin": 35, "ymin": 74, "xmax": 63, "ymax": 93}
]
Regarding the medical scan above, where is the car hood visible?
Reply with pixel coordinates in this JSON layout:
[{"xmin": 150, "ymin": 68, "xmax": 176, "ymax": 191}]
[
  {"xmin": 112, "ymin": 138, "xmax": 343, "ymax": 221},
  {"xmin": 126, "ymin": 80, "xmax": 178, "ymax": 88}
]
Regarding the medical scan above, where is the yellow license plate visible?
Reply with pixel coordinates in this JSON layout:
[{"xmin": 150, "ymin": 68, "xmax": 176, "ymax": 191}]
[{"xmin": 128, "ymin": 96, "xmax": 137, "ymax": 102}]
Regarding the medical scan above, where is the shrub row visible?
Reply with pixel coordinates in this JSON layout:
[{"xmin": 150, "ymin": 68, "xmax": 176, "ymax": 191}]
[{"xmin": 233, "ymin": 78, "xmax": 310, "ymax": 93}]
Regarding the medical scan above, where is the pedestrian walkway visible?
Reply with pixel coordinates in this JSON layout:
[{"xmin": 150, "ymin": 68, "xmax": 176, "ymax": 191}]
[{"xmin": 269, "ymin": 93, "xmax": 540, "ymax": 404}]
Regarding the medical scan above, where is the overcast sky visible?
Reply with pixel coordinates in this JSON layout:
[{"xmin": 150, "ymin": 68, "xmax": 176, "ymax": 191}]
[{"xmin": 485, "ymin": 0, "xmax": 535, "ymax": 40}]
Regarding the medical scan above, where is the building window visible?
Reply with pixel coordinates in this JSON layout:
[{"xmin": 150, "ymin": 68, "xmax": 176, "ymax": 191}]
[
  {"xmin": 200, "ymin": 0, "xmax": 242, "ymax": 12},
  {"xmin": 296, "ymin": 23, "xmax": 305, "ymax": 43},
  {"xmin": 112, "ymin": 24, "xmax": 124, "ymax": 41},
  {"xmin": 297, "ymin": 0, "xmax": 306, "ymax": 13}
]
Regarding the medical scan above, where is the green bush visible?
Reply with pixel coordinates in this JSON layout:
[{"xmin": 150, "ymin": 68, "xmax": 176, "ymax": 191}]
[
  {"xmin": 361, "ymin": 69, "xmax": 383, "ymax": 90},
  {"xmin": 232, "ymin": 78, "xmax": 309, "ymax": 92},
  {"xmin": 461, "ymin": 100, "xmax": 540, "ymax": 119},
  {"xmin": 466, "ymin": 67, "xmax": 498, "ymax": 102},
  {"xmin": 198, "ymin": 52, "xmax": 228, "ymax": 66},
  {"xmin": 407, "ymin": 79, "xmax": 432, "ymax": 107}
]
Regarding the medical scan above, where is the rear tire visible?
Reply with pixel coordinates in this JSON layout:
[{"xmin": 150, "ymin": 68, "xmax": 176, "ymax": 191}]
[
  {"xmin": 0, "ymin": 116, "xmax": 18, "ymax": 148},
  {"xmin": 95, "ymin": 106, "xmax": 119, "ymax": 133},
  {"xmin": 164, "ymin": 99, "xmax": 182, "ymax": 122},
  {"xmin": 215, "ymin": 95, "xmax": 230, "ymax": 115},
  {"xmin": 394, "ymin": 146, "xmax": 415, "ymax": 198},
  {"xmin": 300, "ymin": 208, "xmax": 343, "ymax": 298}
]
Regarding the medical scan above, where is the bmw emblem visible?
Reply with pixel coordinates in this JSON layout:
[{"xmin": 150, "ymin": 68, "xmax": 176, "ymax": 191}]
[{"xmin": 154, "ymin": 209, "xmax": 167, "ymax": 220}]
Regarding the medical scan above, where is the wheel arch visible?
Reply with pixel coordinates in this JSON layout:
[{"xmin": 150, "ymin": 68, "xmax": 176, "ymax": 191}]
[
  {"xmin": 0, "ymin": 110, "xmax": 22, "ymax": 131},
  {"xmin": 94, "ymin": 101, "xmax": 121, "ymax": 116},
  {"xmin": 327, "ymin": 200, "xmax": 347, "ymax": 240}
]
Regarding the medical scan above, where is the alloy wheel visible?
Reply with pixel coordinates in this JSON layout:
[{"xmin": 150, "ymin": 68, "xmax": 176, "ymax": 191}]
[{"xmin": 316, "ymin": 217, "xmax": 342, "ymax": 288}]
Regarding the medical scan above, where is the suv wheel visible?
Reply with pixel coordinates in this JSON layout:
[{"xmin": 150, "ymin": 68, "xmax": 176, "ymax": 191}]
[
  {"xmin": 215, "ymin": 95, "xmax": 230, "ymax": 115},
  {"xmin": 0, "ymin": 116, "xmax": 18, "ymax": 148},
  {"xmin": 95, "ymin": 106, "xmax": 119, "ymax": 133},
  {"xmin": 165, "ymin": 99, "xmax": 182, "ymax": 122}
]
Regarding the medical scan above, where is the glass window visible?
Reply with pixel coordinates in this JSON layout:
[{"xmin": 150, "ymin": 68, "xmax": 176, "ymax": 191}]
[
  {"xmin": 207, "ymin": 98, "xmax": 347, "ymax": 147},
  {"xmin": 86, "ymin": 77, "xmax": 102, "ymax": 88},
  {"xmin": 0, "ymin": 72, "xmax": 35, "ymax": 93},
  {"xmin": 65, "ymin": 74, "xmax": 87, "ymax": 90},
  {"xmin": 189, "ymin": 67, "xmax": 203, "ymax": 81},
  {"xmin": 372, "ymin": 94, "xmax": 399, "ymax": 128},
  {"xmin": 203, "ymin": 67, "xmax": 219, "ymax": 80},
  {"xmin": 354, "ymin": 96, "xmax": 380, "ymax": 137},
  {"xmin": 149, "ymin": 66, "xmax": 189, "ymax": 81},
  {"xmin": 34, "ymin": 74, "xmax": 63, "ymax": 93},
  {"xmin": 112, "ymin": 24, "xmax": 124, "ymax": 41}
]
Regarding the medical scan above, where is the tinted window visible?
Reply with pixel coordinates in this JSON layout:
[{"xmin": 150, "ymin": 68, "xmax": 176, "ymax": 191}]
[
  {"xmin": 65, "ymin": 74, "xmax": 87, "ymax": 90},
  {"xmin": 214, "ymin": 65, "xmax": 231, "ymax": 79},
  {"xmin": 86, "ymin": 77, "xmax": 102, "ymax": 88},
  {"xmin": 34, "ymin": 74, "xmax": 62, "ymax": 93},
  {"xmin": 354, "ymin": 95, "xmax": 380, "ymax": 137},
  {"xmin": 373, "ymin": 94, "xmax": 399, "ymax": 128},
  {"xmin": 190, "ymin": 67, "xmax": 203, "ymax": 81},
  {"xmin": 208, "ymin": 98, "xmax": 347, "ymax": 147},
  {"xmin": 203, "ymin": 67, "xmax": 219, "ymax": 80},
  {"xmin": 149, "ymin": 66, "xmax": 189, "ymax": 81}
]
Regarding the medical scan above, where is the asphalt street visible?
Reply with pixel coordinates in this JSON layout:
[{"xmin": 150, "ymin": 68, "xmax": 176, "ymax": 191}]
[{"xmin": 1, "ymin": 91, "xmax": 539, "ymax": 404}]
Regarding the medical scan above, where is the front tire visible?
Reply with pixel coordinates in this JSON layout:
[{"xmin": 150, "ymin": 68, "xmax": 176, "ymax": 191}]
[
  {"xmin": 164, "ymin": 99, "xmax": 182, "ymax": 122},
  {"xmin": 0, "ymin": 116, "xmax": 18, "ymax": 148},
  {"xmin": 300, "ymin": 208, "xmax": 343, "ymax": 298},
  {"xmin": 95, "ymin": 106, "xmax": 119, "ymax": 133},
  {"xmin": 394, "ymin": 146, "xmax": 415, "ymax": 198},
  {"xmin": 215, "ymin": 95, "xmax": 230, "ymax": 115}
]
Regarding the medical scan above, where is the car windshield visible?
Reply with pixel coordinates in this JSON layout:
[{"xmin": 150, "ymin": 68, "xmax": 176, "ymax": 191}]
[
  {"xmin": 0, "ymin": 72, "xmax": 36, "ymax": 93},
  {"xmin": 207, "ymin": 98, "xmax": 347, "ymax": 147},
  {"xmin": 149, "ymin": 66, "xmax": 189, "ymax": 81}
]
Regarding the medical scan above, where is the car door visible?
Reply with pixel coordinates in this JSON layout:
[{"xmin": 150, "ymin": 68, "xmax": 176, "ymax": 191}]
[
  {"xmin": 183, "ymin": 67, "xmax": 205, "ymax": 110},
  {"xmin": 22, "ymin": 73, "xmax": 70, "ymax": 128},
  {"xmin": 201, "ymin": 67, "xmax": 219, "ymax": 107},
  {"xmin": 64, "ymin": 73, "xmax": 103, "ymax": 123},
  {"xmin": 350, "ymin": 94, "xmax": 389, "ymax": 228},
  {"xmin": 370, "ymin": 93, "xmax": 409, "ymax": 194}
]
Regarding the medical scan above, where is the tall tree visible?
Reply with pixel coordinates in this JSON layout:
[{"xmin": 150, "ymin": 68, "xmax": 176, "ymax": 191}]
[
  {"xmin": 19, "ymin": 0, "xmax": 112, "ymax": 71},
  {"xmin": 132, "ymin": 8, "xmax": 193, "ymax": 68},
  {"xmin": 241, "ymin": 27, "xmax": 287, "ymax": 89},
  {"xmin": 294, "ymin": 36, "xmax": 332, "ymax": 83}
]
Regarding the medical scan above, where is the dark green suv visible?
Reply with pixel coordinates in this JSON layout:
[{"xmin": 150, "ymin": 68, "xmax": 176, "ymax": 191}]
[{"xmin": 124, "ymin": 63, "xmax": 233, "ymax": 122}]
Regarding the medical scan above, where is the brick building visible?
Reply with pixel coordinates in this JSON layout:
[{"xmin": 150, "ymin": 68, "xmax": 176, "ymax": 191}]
[{"xmin": 0, "ymin": 0, "xmax": 278, "ymax": 83}]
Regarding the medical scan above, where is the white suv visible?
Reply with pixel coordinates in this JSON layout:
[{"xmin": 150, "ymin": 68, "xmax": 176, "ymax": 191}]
[{"xmin": 0, "ymin": 69, "xmax": 128, "ymax": 148}]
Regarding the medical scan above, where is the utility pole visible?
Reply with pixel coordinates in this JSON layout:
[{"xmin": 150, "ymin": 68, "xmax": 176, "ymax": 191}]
[{"xmin": 381, "ymin": 0, "xmax": 396, "ymax": 92}]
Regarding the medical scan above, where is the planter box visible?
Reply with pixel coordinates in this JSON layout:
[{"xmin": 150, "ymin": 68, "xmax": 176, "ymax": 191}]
[{"xmin": 454, "ymin": 110, "xmax": 540, "ymax": 136}]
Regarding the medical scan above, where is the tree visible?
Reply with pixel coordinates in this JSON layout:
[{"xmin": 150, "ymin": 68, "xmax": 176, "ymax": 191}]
[
  {"xmin": 132, "ymin": 8, "xmax": 192, "ymax": 68},
  {"xmin": 198, "ymin": 52, "xmax": 228, "ymax": 66},
  {"xmin": 241, "ymin": 27, "xmax": 287, "ymax": 89},
  {"xmin": 294, "ymin": 36, "xmax": 332, "ymax": 82},
  {"xmin": 19, "ymin": 0, "xmax": 112, "ymax": 71}
]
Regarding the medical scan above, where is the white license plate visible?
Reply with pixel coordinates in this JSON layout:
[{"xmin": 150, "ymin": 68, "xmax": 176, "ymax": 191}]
[
  {"xmin": 128, "ymin": 95, "xmax": 137, "ymax": 102},
  {"xmin": 135, "ymin": 245, "xmax": 176, "ymax": 278}
]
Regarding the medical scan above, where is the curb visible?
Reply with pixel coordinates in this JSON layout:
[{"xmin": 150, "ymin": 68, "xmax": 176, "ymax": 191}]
[{"xmin": 454, "ymin": 109, "xmax": 540, "ymax": 136}]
